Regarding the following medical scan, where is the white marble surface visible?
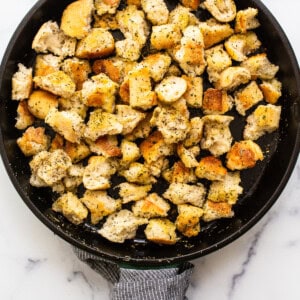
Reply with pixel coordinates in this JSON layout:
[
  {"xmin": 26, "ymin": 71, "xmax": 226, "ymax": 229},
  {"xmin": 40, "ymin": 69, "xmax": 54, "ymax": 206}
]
[{"xmin": 0, "ymin": 1, "xmax": 299, "ymax": 299}]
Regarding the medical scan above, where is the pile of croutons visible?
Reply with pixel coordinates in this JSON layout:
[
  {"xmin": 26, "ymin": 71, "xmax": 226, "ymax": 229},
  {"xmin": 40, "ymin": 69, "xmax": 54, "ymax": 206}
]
[{"xmin": 11, "ymin": 0, "xmax": 282, "ymax": 244}]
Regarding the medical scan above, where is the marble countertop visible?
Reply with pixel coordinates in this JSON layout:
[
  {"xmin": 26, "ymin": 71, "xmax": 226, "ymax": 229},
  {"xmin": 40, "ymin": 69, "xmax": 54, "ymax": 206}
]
[{"xmin": 0, "ymin": 1, "xmax": 299, "ymax": 299}]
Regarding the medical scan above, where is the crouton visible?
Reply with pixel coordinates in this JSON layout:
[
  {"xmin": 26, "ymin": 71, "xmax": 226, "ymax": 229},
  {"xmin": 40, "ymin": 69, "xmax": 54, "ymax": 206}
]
[
  {"xmin": 201, "ymin": 115, "xmax": 234, "ymax": 157},
  {"xmin": 45, "ymin": 108, "xmax": 85, "ymax": 144},
  {"xmin": 202, "ymin": 88, "xmax": 233, "ymax": 115},
  {"xmin": 141, "ymin": 0, "xmax": 169, "ymax": 25},
  {"xmin": 216, "ymin": 66, "xmax": 251, "ymax": 91},
  {"xmin": 195, "ymin": 156, "xmax": 227, "ymax": 181},
  {"xmin": 207, "ymin": 171, "xmax": 243, "ymax": 205},
  {"xmin": 120, "ymin": 139, "xmax": 141, "ymax": 165},
  {"xmin": 87, "ymin": 135, "xmax": 121, "ymax": 158},
  {"xmin": 169, "ymin": 5, "xmax": 191, "ymax": 31},
  {"xmin": 118, "ymin": 182, "xmax": 152, "ymax": 204},
  {"xmin": 126, "ymin": 0, "xmax": 141, "ymax": 7},
  {"xmin": 150, "ymin": 24, "xmax": 182, "ymax": 50},
  {"xmin": 11, "ymin": 63, "xmax": 33, "ymax": 100},
  {"xmin": 179, "ymin": 0, "xmax": 200, "ymax": 11},
  {"xmin": 235, "ymin": 8, "xmax": 260, "ymax": 34},
  {"xmin": 17, "ymin": 126, "xmax": 50, "ymax": 157},
  {"xmin": 27, "ymin": 90, "xmax": 58, "ymax": 119},
  {"xmin": 144, "ymin": 218, "xmax": 177, "ymax": 245},
  {"xmin": 32, "ymin": 21, "xmax": 76, "ymax": 57},
  {"xmin": 181, "ymin": 76, "xmax": 203, "ymax": 108},
  {"xmin": 60, "ymin": 0, "xmax": 94, "ymax": 39},
  {"xmin": 203, "ymin": 0, "xmax": 236, "ymax": 23},
  {"xmin": 52, "ymin": 192, "xmax": 88, "ymax": 225},
  {"xmin": 81, "ymin": 190, "xmax": 122, "ymax": 224},
  {"xmin": 61, "ymin": 58, "xmax": 91, "ymax": 90},
  {"xmin": 176, "ymin": 204, "xmax": 203, "ymax": 237},
  {"xmin": 177, "ymin": 143, "xmax": 198, "ymax": 168},
  {"xmin": 49, "ymin": 134, "xmax": 64, "ymax": 152},
  {"xmin": 244, "ymin": 104, "xmax": 282, "ymax": 140},
  {"xmin": 226, "ymin": 140, "xmax": 264, "ymax": 170},
  {"xmin": 259, "ymin": 78, "xmax": 282, "ymax": 104},
  {"xmin": 98, "ymin": 209, "xmax": 148, "ymax": 243},
  {"xmin": 63, "ymin": 163, "xmax": 85, "ymax": 192},
  {"xmin": 183, "ymin": 117, "xmax": 203, "ymax": 148},
  {"xmin": 240, "ymin": 53, "xmax": 279, "ymax": 80},
  {"xmin": 163, "ymin": 161, "xmax": 197, "ymax": 184},
  {"xmin": 15, "ymin": 101, "xmax": 35, "ymax": 130},
  {"xmin": 202, "ymin": 200, "xmax": 234, "ymax": 222},
  {"xmin": 34, "ymin": 54, "xmax": 62, "ymax": 77},
  {"xmin": 75, "ymin": 28, "xmax": 115, "ymax": 59},
  {"xmin": 125, "ymin": 112, "xmax": 153, "ymax": 141},
  {"xmin": 84, "ymin": 109, "xmax": 123, "ymax": 141},
  {"xmin": 95, "ymin": 0, "xmax": 121, "ymax": 16},
  {"xmin": 33, "ymin": 71, "xmax": 76, "ymax": 99},
  {"xmin": 234, "ymin": 81, "xmax": 264, "ymax": 116},
  {"xmin": 225, "ymin": 32, "xmax": 261, "ymax": 62},
  {"xmin": 81, "ymin": 73, "xmax": 119, "ymax": 112},
  {"xmin": 93, "ymin": 13, "xmax": 119, "ymax": 30},
  {"xmin": 199, "ymin": 18, "xmax": 234, "ymax": 49},
  {"xmin": 64, "ymin": 140, "xmax": 91, "ymax": 163},
  {"xmin": 132, "ymin": 193, "xmax": 170, "ymax": 218},
  {"xmin": 145, "ymin": 157, "xmax": 169, "ymax": 178},
  {"xmin": 115, "ymin": 38, "xmax": 141, "ymax": 61},
  {"xmin": 163, "ymin": 182, "xmax": 206, "ymax": 207}
]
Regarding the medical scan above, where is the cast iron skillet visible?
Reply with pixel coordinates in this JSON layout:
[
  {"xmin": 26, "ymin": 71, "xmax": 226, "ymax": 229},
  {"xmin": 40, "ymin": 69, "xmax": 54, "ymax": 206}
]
[{"xmin": 0, "ymin": 0, "xmax": 299, "ymax": 267}]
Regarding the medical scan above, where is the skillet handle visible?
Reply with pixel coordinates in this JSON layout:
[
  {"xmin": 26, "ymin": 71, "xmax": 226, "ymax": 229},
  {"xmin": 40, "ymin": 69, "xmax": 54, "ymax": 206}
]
[{"xmin": 74, "ymin": 247, "xmax": 194, "ymax": 300}]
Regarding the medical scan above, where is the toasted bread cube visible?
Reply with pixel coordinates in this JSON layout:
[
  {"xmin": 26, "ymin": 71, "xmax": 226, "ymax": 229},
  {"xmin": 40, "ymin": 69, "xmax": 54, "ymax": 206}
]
[
  {"xmin": 226, "ymin": 140, "xmax": 264, "ymax": 170},
  {"xmin": 84, "ymin": 109, "xmax": 123, "ymax": 141},
  {"xmin": 17, "ymin": 126, "xmax": 50, "ymax": 156},
  {"xmin": 259, "ymin": 78, "xmax": 282, "ymax": 104},
  {"xmin": 201, "ymin": 115, "xmax": 234, "ymax": 157},
  {"xmin": 52, "ymin": 192, "xmax": 88, "ymax": 225},
  {"xmin": 115, "ymin": 38, "xmax": 141, "ymax": 61},
  {"xmin": 169, "ymin": 5, "xmax": 191, "ymax": 31},
  {"xmin": 63, "ymin": 163, "xmax": 85, "ymax": 192},
  {"xmin": 181, "ymin": 76, "xmax": 203, "ymax": 108},
  {"xmin": 202, "ymin": 88, "xmax": 233, "ymax": 115},
  {"xmin": 179, "ymin": 0, "xmax": 200, "ymax": 10},
  {"xmin": 205, "ymin": 44, "xmax": 232, "ymax": 84},
  {"xmin": 234, "ymin": 81, "xmax": 263, "ymax": 116},
  {"xmin": 128, "ymin": 67, "xmax": 157, "ymax": 110},
  {"xmin": 195, "ymin": 156, "xmax": 227, "ymax": 181},
  {"xmin": 183, "ymin": 117, "xmax": 203, "ymax": 148},
  {"xmin": 95, "ymin": 0, "xmax": 121, "ymax": 16},
  {"xmin": 202, "ymin": 200, "xmax": 234, "ymax": 222},
  {"xmin": 176, "ymin": 204, "xmax": 203, "ymax": 237},
  {"xmin": 15, "ymin": 101, "xmax": 35, "ymax": 130},
  {"xmin": 49, "ymin": 134, "xmax": 64, "ymax": 152},
  {"xmin": 34, "ymin": 54, "xmax": 62, "ymax": 77},
  {"xmin": 235, "ymin": 8, "xmax": 260, "ymax": 34},
  {"xmin": 45, "ymin": 108, "xmax": 85, "ymax": 144},
  {"xmin": 163, "ymin": 161, "xmax": 197, "ymax": 184},
  {"xmin": 27, "ymin": 90, "xmax": 58, "ymax": 119},
  {"xmin": 32, "ymin": 21, "xmax": 76, "ymax": 57},
  {"xmin": 177, "ymin": 143, "xmax": 198, "ymax": 168},
  {"xmin": 151, "ymin": 24, "xmax": 182, "ymax": 50},
  {"xmin": 144, "ymin": 219, "xmax": 177, "ymax": 245},
  {"xmin": 81, "ymin": 73, "xmax": 118, "ymax": 112},
  {"xmin": 120, "ymin": 139, "xmax": 141, "ymax": 165},
  {"xmin": 119, "ymin": 182, "xmax": 152, "ymax": 204},
  {"xmin": 207, "ymin": 172, "xmax": 243, "ymax": 205},
  {"xmin": 125, "ymin": 112, "xmax": 153, "ymax": 141},
  {"xmin": 203, "ymin": 0, "xmax": 236, "ymax": 22},
  {"xmin": 81, "ymin": 190, "xmax": 122, "ymax": 224},
  {"xmin": 98, "ymin": 209, "xmax": 148, "ymax": 243},
  {"xmin": 199, "ymin": 18, "xmax": 234, "ymax": 49},
  {"xmin": 33, "ymin": 71, "xmax": 76, "ymax": 99},
  {"xmin": 163, "ymin": 182, "xmax": 206, "ymax": 207},
  {"xmin": 141, "ymin": 0, "xmax": 169, "ymax": 25},
  {"xmin": 11, "ymin": 63, "xmax": 33, "ymax": 100},
  {"xmin": 244, "ymin": 104, "xmax": 282, "ymax": 141},
  {"xmin": 241, "ymin": 53, "xmax": 279, "ymax": 80},
  {"xmin": 145, "ymin": 156, "xmax": 169, "ymax": 178},
  {"xmin": 94, "ymin": 13, "xmax": 119, "ymax": 30},
  {"xmin": 64, "ymin": 140, "xmax": 91, "ymax": 163},
  {"xmin": 60, "ymin": 0, "xmax": 94, "ymax": 39},
  {"xmin": 132, "ymin": 193, "xmax": 170, "ymax": 218},
  {"xmin": 225, "ymin": 32, "xmax": 261, "ymax": 62},
  {"xmin": 216, "ymin": 66, "xmax": 251, "ymax": 91},
  {"xmin": 87, "ymin": 135, "xmax": 121, "ymax": 158},
  {"xmin": 120, "ymin": 162, "xmax": 156, "ymax": 185},
  {"xmin": 75, "ymin": 28, "xmax": 115, "ymax": 59},
  {"xmin": 62, "ymin": 58, "xmax": 91, "ymax": 90},
  {"xmin": 126, "ymin": 0, "xmax": 141, "ymax": 7}
]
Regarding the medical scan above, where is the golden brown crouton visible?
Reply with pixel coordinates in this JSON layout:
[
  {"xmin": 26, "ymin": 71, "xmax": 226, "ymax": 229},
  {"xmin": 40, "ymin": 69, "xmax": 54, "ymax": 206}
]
[
  {"xmin": 259, "ymin": 78, "xmax": 282, "ymax": 104},
  {"xmin": 64, "ymin": 140, "xmax": 91, "ymax": 163},
  {"xmin": 195, "ymin": 156, "xmax": 227, "ymax": 181},
  {"xmin": 125, "ymin": 112, "xmax": 153, "ymax": 141},
  {"xmin": 60, "ymin": 0, "xmax": 94, "ymax": 39},
  {"xmin": 176, "ymin": 204, "xmax": 203, "ymax": 237},
  {"xmin": 243, "ymin": 104, "xmax": 282, "ymax": 141},
  {"xmin": 144, "ymin": 218, "xmax": 177, "ymax": 245},
  {"xmin": 95, "ymin": 0, "xmax": 121, "ymax": 16},
  {"xmin": 15, "ymin": 101, "xmax": 35, "ymax": 130},
  {"xmin": 17, "ymin": 126, "xmax": 50, "ymax": 157},
  {"xmin": 87, "ymin": 135, "xmax": 121, "ymax": 158},
  {"xmin": 226, "ymin": 140, "xmax": 264, "ymax": 170},
  {"xmin": 34, "ymin": 54, "xmax": 62, "ymax": 77},
  {"xmin": 234, "ymin": 81, "xmax": 264, "ymax": 116},
  {"xmin": 132, "ymin": 193, "xmax": 170, "ymax": 218},
  {"xmin": 115, "ymin": 38, "xmax": 142, "ymax": 61},
  {"xmin": 202, "ymin": 200, "xmax": 234, "ymax": 222},
  {"xmin": 168, "ymin": 5, "xmax": 191, "ymax": 31},
  {"xmin": 27, "ymin": 90, "xmax": 58, "ymax": 119},
  {"xmin": 163, "ymin": 161, "xmax": 197, "ymax": 184},
  {"xmin": 118, "ymin": 182, "xmax": 152, "ymax": 204},
  {"xmin": 75, "ymin": 28, "xmax": 115, "ymax": 59},
  {"xmin": 181, "ymin": 76, "xmax": 203, "ymax": 108},
  {"xmin": 49, "ymin": 134, "xmax": 64, "ymax": 152},
  {"xmin": 177, "ymin": 143, "xmax": 198, "ymax": 168},
  {"xmin": 11, "ymin": 63, "xmax": 33, "ymax": 100},
  {"xmin": 141, "ymin": 0, "xmax": 169, "ymax": 25},
  {"xmin": 93, "ymin": 13, "xmax": 119, "ymax": 30},
  {"xmin": 81, "ymin": 190, "xmax": 122, "ymax": 224},
  {"xmin": 52, "ymin": 192, "xmax": 88, "ymax": 225},
  {"xmin": 183, "ymin": 117, "xmax": 204, "ymax": 148},
  {"xmin": 179, "ymin": 0, "xmax": 200, "ymax": 10},
  {"xmin": 235, "ymin": 8, "xmax": 260, "ymax": 34},
  {"xmin": 120, "ymin": 162, "xmax": 156, "ymax": 185},
  {"xmin": 120, "ymin": 139, "xmax": 141, "ymax": 165},
  {"xmin": 98, "ymin": 209, "xmax": 148, "ymax": 243},
  {"xmin": 202, "ymin": 88, "xmax": 233, "ymax": 115},
  {"xmin": 203, "ymin": 0, "xmax": 236, "ymax": 23},
  {"xmin": 126, "ymin": 0, "xmax": 141, "ymax": 7}
]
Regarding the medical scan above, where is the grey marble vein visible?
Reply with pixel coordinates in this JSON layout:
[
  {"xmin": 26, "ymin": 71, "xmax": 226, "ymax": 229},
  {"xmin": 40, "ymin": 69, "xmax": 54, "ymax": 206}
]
[
  {"xmin": 68, "ymin": 270, "xmax": 95, "ymax": 300},
  {"xmin": 25, "ymin": 258, "xmax": 47, "ymax": 272}
]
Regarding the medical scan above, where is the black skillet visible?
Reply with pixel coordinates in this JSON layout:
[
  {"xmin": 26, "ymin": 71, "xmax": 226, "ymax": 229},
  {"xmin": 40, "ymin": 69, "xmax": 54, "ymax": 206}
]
[{"xmin": 0, "ymin": 0, "xmax": 299, "ymax": 268}]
